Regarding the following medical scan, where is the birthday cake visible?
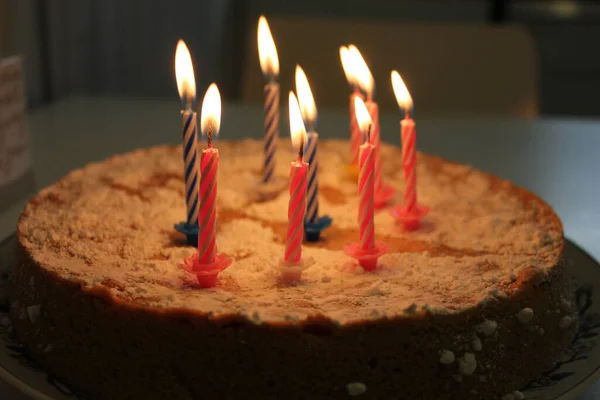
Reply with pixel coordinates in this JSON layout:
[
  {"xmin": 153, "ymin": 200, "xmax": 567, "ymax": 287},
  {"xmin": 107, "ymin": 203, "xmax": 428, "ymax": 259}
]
[{"xmin": 10, "ymin": 139, "xmax": 575, "ymax": 399}]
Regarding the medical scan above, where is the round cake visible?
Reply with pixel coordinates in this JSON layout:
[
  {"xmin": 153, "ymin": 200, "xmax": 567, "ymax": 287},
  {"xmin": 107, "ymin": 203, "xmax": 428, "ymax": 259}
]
[{"xmin": 11, "ymin": 139, "xmax": 575, "ymax": 399}]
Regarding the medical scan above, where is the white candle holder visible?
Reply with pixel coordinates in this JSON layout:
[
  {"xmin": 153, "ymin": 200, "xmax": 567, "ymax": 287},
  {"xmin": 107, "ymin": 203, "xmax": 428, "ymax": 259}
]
[{"xmin": 274, "ymin": 257, "xmax": 315, "ymax": 282}]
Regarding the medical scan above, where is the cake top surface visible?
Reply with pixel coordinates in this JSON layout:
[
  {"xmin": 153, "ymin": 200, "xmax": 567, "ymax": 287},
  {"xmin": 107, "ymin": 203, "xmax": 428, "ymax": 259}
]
[{"xmin": 17, "ymin": 139, "xmax": 563, "ymax": 324}]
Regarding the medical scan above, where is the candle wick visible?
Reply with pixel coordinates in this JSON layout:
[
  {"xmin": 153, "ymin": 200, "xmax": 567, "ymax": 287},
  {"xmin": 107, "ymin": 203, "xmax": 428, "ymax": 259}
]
[
  {"xmin": 298, "ymin": 135, "xmax": 305, "ymax": 160},
  {"xmin": 184, "ymin": 99, "xmax": 192, "ymax": 112},
  {"xmin": 366, "ymin": 124, "xmax": 372, "ymax": 143},
  {"xmin": 207, "ymin": 124, "xmax": 213, "ymax": 148}
]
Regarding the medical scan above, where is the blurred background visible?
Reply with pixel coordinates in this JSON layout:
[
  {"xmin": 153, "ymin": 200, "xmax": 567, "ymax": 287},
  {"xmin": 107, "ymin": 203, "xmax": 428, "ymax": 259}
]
[{"xmin": 1, "ymin": 0, "xmax": 599, "ymax": 118}]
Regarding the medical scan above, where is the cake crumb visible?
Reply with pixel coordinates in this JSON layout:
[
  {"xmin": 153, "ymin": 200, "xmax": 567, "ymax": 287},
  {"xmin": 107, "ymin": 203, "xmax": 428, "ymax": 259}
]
[
  {"xmin": 19, "ymin": 307, "xmax": 27, "ymax": 320},
  {"xmin": 252, "ymin": 311, "xmax": 261, "ymax": 323},
  {"xmin": 472, "ymin": 337, "xmax": 482, "ymax": 352},
  {"xmin": 367, "ymin": 281, "xmax": 388, "ymax": 296},
  {"xmin": 513, "ymin": 390, "xmax": 525, "ymax": 399},
  {"xmin": 459, "ymin": 352, "xmax": 477, "ymax": 375},
  {"xmin": 502, "ymin": 394, "xmax": 515, "ymax": 400},
  {"xmin": 439, "ymin": 350, "xmax": 455, "ymax": 365},
  {"xmin": 346, "ymin": 382, "xmax": 367, "ymax": 396},
  {"xmin": 559, "ymin": 316, "xmax": 573, "ymax": 329},
  {"xmin": 517, "ymin": 308, "xmax": 534, "ymax": 324},
  {"xmin": 538, "ymin": 327, "xmax": 545, "ymax": 336},
  {"xmin": 478, "ymin": 320, "xmax": 497, "ymax": 337},
  {"xmin": 321, "ymin": 275, "xmax": 332, "ymax": 283},
  {"xmin": 403, "ymin": 303, "xmax": 417, "ymax": 315},
  {"xmin": 453, "ymin": 374, "xmax": 463, "ymax": 382},
  {"xmin": 27, "ymin": 305, "xmax": 42, "ymax": 324},
  {"xmin": 479, "ymin": 375, "xmax": 487, "ymax": 383},
  {"xmin": 0, "ymin": 315, "xmax": 10, "ymax": 327},
  {"xmin": 44, "ymin": 344, "xmax": 53, "ymax": 353},
  {"xmin": 29, "ymin": 276, "xmax": 35, "ymax": 288}
]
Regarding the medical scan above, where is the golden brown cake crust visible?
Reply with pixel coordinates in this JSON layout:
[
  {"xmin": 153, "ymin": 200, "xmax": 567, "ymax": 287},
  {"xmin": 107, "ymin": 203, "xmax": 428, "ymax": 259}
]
[{"xmin": 11, "ymin": 140, "xmax": 575, "ymax": 399}]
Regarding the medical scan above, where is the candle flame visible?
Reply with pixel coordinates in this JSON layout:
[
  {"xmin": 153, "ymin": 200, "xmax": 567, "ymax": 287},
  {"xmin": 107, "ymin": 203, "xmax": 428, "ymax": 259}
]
[
  {"xmin": 289, "ymin": 91, "xmax": 307, "ymax": 151},
  {"xmin": 200, "ymin": 83, "xmax": 221, "ymax": 136},
  {"xmin": 257, "ymin": 16, "xmax": 280, "ymax": 78},
  {"xmin": 348, "ymin": 45, "xmax": 374, "ymax": 97},
  {"xmin": 175, "ymin": 40, "xmax": 196, "ymax": 104},
  {"xmin": 295, "ymin": 65, "xmax": 317, "ymax": 126},
  {"xmin": 354, "ymin": 96, "xmax": 372, "ymax": 134},
  {"xmin": 391, "ymin": 70, "xmax": 413, "ymax": 112},
  {"xmin": 339, "ymin": 46, "xmax": 358, "ymax": 87}
]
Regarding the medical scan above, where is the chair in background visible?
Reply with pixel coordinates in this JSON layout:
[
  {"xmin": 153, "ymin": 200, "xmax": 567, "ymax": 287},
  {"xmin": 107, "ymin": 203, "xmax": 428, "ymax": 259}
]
[{"xmin": 239, "ymin": 17, "xmax": 538, "ymax": 118}]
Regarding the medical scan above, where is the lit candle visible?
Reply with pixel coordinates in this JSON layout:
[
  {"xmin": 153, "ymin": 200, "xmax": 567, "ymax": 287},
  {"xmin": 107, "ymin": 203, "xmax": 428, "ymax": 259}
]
[
  {"xmin": 174, "ymin": 40, "xmax": 199, "ymax": 241},
  {"xmin": 343, "ymin": 97, "xmax": 389, "ymax": 271},
  {"xmin": 355, "ymin": 98, "xmax": 375, "ymax": 252},
  {"xmin": 349, "ymin": 45, "xmax": 394, "ymax": 207},
  {"xmin": 198, "ymin": 84, "xmax": 221, "ymax": 264},
  {"xmin": 339, "ymin": 46, "xmax": 364, "ymax": 165},
  {"xmin": 389, "ymin": 71, "xmax": 429, "ymax": 231},
  {"xmin": 180, "ymin": 83, "xmax": 232, "ymax": 288},
  {"xmin": 392, "ymin": 71, "xmax": 417, "ymax": 212},
  {"xmin": 295, "ymin": 65, "xmax": 318, "ymax": 223},
  {"xmin": 296, "ymin": 65, "xmax": 332, "ymax": 242},
  {"xmin": 258, "ymin": 16, "xmax": 280, "ymax": 183},
  {"xmin": 285, "ymin": 92, "xmax": 308, "ymax": 264}
]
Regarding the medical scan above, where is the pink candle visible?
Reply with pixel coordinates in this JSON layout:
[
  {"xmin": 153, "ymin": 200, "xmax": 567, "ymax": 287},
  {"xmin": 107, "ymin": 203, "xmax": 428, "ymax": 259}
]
[
  {"xmin": 391, "ymin": 71, "xmax": 418, "ymax": 213},
  {"xmin": 350, "ymin": 89, "xmax": 363, "ymax": 165},
  {"xmin": 401, "ymin": 117, "xmax": 417, "ymax": 213},
  {"xmin": 285, "ymin": 91, "xmax": 309, "ymax": 263},
  {"xmin": 340, "ymin": 46, "xmax": 364, "ymax": 166},
  {"xmin": 344, "ymin": 96, "xmax": 389, "ymax": 272},
  {"xmin": 365, "ymin": 99, "xmax": 383, "ymax": 191},
  {"xmin": 198, "ymin": 145, "xmax": 218, "ymax": 263},
  {"xmin": 390, "ymin": 71, "xmax": 429, "ymax": 231},
  {"xmin": 358, "ymin": 128, "xmax": 375, "ymax": 251},
  {"xmin": 198, "ymin": 83, "xmax": 221, "ymax": 264},
  {"xmin": 285, "ymin": 157, "xmax": 308, "ymax": 263},
  {"xmin": 180, "ymin": 82, "xmax": 233, "ymax": 289}
]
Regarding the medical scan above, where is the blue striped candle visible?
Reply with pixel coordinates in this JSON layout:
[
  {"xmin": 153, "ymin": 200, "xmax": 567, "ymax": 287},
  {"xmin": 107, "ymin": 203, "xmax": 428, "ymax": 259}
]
[
  {"xmin": 263, "ymin": 82, "xmax": 279, "ymax": 182},
  {"xmin": 304, "ymin": 132, "xmax": 319, "ymax": 224},
  {"xmin": 182, "ymin": 109, "xmax": 199, "ymax": 225}
]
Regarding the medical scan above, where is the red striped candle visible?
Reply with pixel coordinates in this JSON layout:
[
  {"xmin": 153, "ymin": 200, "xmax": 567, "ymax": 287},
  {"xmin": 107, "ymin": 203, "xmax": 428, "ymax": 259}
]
[
  {"xmin": 350, "ymin": 89, "xmax": 363, "ymax": 164},
  {"xmin": 285, "ymin": 91, "xmax": 309, "ymax": 263},
  {"xmin": 340, "ymin": 46, "xmax": 364, "ymax": 165},
  {"xmin": 391, "ymin": 71, "xmax": 418, "ymax": 213},
  {"xmin": 358, "ymin": 134, "xmax": 375, "ymax": 251},
  {"xmin": 344, "ymin": 96, "xmax": 390, "ymax": 271},
  {"xmin": 198, "ymin": 146, "xmax": 218, "ymax": 263},
  {"xmin": 365, "ymin": 100, "xmax": 383, "ymax": 191},
  {"xmin": 285, "ymin": 158, "xmax": 308, "ymax": 263},
  {"xmin": 198, "ymin": 83, "xmax": 222, "ymax": 264},
  {"xmin": 401, "ymin": 118, "xmax": 417, "ymax": 213}
]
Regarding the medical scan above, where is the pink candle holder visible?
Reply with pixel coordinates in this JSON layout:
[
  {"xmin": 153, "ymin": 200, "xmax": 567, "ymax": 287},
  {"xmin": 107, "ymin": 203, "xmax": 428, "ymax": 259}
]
[
  {"xmin": 344, "ymin": 241, "xmax": 389, "ymax": 272},
  {"xmin": 374, "ymin": 184, "xmax": 396, "ymax": 208},
  {"xmin": 275, "ymin": 257, "xmax": 315, "ymax": 282},
  {"xmin": 390, "ymin": 204, "xmax": 430, "ymax": 231},
  {"xmin": 180, "ymin": 252, "xmax": 232, "ymax": 288}
]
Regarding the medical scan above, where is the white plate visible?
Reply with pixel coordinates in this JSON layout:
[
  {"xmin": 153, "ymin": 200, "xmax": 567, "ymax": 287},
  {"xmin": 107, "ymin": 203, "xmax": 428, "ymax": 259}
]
[{"xmin": 0, "ymin": 235, "xmax": 599, "ymax": 400}]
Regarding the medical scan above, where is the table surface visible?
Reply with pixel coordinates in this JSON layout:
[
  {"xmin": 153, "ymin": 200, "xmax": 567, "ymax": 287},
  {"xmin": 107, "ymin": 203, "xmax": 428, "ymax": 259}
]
[{"xmin": 1, "ymin": 97, "xmax": 600, "ymax": 399}]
